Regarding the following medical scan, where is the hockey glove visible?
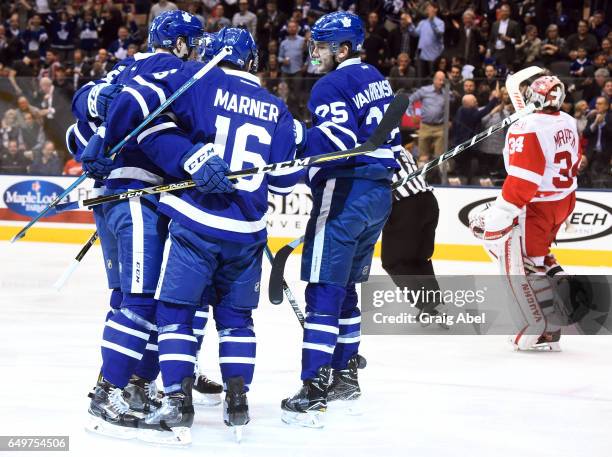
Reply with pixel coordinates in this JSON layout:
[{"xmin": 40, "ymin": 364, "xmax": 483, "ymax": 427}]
[
  {"xmin": 81, "ymin": 126, "xmax": 115, "ymax": 180},
  {"xmin": 469, "ymin": 196, "xmax": 521, "ymax": 243},
  {"xmin": 181, "ymin": 143, "xmax": 235, "ymax": 194},
  {"xmin": 87, "ymin": 83, "xmax": 124, "ymax": 121}
]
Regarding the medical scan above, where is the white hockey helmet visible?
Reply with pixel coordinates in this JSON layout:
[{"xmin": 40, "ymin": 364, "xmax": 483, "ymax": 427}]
[{"xmin": 525, "ymin": 75, "xmax": 566, "ymax": 111}]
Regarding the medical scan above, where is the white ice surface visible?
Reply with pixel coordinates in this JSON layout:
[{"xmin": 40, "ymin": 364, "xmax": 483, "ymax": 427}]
[{"xmin": 0, "ymin": 241, "xmax": 611, "ymax": 457}]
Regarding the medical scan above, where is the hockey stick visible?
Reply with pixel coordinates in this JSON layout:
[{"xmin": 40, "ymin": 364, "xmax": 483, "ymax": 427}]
[
  {"xmin": 505, "ymin": 65, "xmax": 544, "ymax": 111},
  {"xmin": 268, "ymin": 236, "xmax": 304, "ymax": 305},
  {"xmin": 264, "ymin": 244, "xmax": 305, "ymax": 326},
  {"xmin": 392, "ymin": 101, "xmax": 539, "ymax": 190},
  {"xmin": 52, "ymin": 230, "xmax": 99, "ymax": 290},
  {"xmin": 51, "ymin": 92, "xmax": 411, "ymax": 213},
  {"xmin": 267, "ymin": 104, "xmax": 542, "ymax": 302},
  {"xmin": 10, "ymin": 46, "xmax": 233, "ymax": 243}
]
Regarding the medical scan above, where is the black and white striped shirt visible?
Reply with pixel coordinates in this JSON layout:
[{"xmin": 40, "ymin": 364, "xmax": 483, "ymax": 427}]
[{"xmin": 392, "ymin": 149, "xmax": 433, "ymax": 200}]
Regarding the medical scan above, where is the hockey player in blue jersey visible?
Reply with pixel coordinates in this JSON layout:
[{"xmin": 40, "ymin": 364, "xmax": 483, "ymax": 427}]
[
  {"xmin": 69, "ymin": 11, "xmax": 220, "ymax": 440},
  {"xmin": 101, "ymin": 27, "xmax": 300, "ymax": 442},
  {"xmin": 280, "ymin": 12, "xmax": 401, "ymax": 427}
]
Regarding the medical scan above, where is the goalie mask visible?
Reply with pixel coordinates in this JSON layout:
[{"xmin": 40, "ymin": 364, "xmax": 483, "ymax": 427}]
[{"xmin": 525, "ymin": 75, "xmax": 566, "ymax": 111}]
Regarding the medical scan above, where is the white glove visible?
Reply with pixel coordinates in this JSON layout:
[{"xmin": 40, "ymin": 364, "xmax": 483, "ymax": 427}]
[{"xmin": 469, "ymin": 196, "xmax": 521, "ymax": 242}]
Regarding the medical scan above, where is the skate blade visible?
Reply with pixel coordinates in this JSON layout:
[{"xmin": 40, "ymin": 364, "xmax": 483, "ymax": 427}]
[
  {"xmin": 85, "ymin": 415, "xmax": 138, "ymax": 440},
  {"xmin": 328, "ymin": 397, "xmax": 363, "ymax": 416},
  {"xmin": 231, "ymin": 425, "xmax": 244, "ymax": 443},
  {"xmin": 192, "ymin": 391, "xmax": 222, "ymax": 407},
  {"xmin": 281, "ymin": 409, "xmax": 325, "ymax": 428},
  {"xmin": 137, "ymin": 427, "xmax": 192, "ymax": 447}
]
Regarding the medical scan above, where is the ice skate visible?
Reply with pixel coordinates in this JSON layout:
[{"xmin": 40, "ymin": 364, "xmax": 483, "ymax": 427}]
[
  {"xmin": 223, "ymin": 376, "xmax": 250, "ymax": 443},
  {"xmin": 138, "ymin": 377, "xmax": 194, "ymax": 447},
  {"xmin": 510, "ymin": 330, "xmax": 562, "ymax": 352},
  {"xmin": 85, "ymin": 378, "xmax": 139, "ymax": 439},
  {"xmin": 193, "ymin": 373, "xmax": 223, "ymax": 407},
  {"xmin": 123, "ymin": 375, "xmax": 162, "ymax": 418},
  {"xmin": 328, "ymin": 355, "xmax": 365, "ymax": 415},
  {"xmin": 281, "ymin": 366, "xmax": 331, "ymax": 428}
]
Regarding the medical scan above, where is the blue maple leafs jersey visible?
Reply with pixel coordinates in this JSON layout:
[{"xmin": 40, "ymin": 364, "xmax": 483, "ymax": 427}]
[
  {"xmin": 71, "ymin": 52, "xmax": 185, "ymax": 189},
  {"xmin": 302, "ymin": 57, "xmax": 401, "ymax": 187},
  {"xmin": 104, "ymin": 62, "xmax": 299, "ymax": 244}
]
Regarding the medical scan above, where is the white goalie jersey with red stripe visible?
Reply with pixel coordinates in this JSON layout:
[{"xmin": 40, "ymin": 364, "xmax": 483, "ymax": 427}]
[{"xmin": 501, "ymin": 111, "xmax": 580, "ymax": 208}]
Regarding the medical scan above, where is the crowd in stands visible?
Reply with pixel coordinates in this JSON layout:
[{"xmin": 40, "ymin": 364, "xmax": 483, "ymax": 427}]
[{"xmin": 0, "ymin": 0, "xmax": 609, "ymax": 188}]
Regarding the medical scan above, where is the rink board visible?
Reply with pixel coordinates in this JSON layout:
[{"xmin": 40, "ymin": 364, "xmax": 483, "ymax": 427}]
[{"xmin": 0, "ymin": 176, "xmax": 610, "ymax": 267}]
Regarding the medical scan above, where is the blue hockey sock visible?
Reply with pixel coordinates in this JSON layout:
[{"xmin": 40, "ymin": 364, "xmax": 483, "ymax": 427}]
[
  {"xmin": 193, "ymin": 304, "xmax": 209, "ymax": 351},
  {"xmin": 101, "ymin": 294, "xmax": 156, "ymax": 388},
  {"xmin": 133, "ymin": 328, "xmax": 160, "ymax": 381},
  {"xmin": 301, "ymin": 283, "xmax": 346, "ymax": 380},
  {"xmin": 214, "ymin": 307, "xmax": 256, "ymax": 392},
  {"xmin": 104, "ymin": 288, "xmax": 123, "ymax": 321},
  {"xmin": 331, "ymin": 284, "xmax": 361, "ymax": 370},
  {"xmin": 157, "ymin": 301, "xmax": 197, "ymax": 393}
]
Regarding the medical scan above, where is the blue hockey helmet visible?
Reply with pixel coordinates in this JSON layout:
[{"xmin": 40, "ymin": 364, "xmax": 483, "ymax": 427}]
[
  {"xmin": 310, "ymin": 11, "xmax": 364, "ymax": 54},
  {"xmin": 198, "ymin": 32, "xmax": 219, "ymax": 63},
  {"xmin": 214, "ymin": 27, "xmax": 259, "ymax": 72},
  {"xmin": 148, "ymin": 10, "xmax": 204, "ymax": 55}
]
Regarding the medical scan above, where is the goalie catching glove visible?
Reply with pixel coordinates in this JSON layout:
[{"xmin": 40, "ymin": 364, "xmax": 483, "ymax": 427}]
[
  {"xmin": 469, "ymin": 195, "xmax": 521, "ymax": 243},
  {"xmin": 180, "ymin": 143, "xmax": 235, "ymax": 194}
]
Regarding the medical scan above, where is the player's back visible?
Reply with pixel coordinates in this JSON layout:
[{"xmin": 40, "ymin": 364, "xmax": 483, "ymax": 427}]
[
  {"xmin": 156, "ymin": 63, "xmax": 297, "ymax": 243},
  {"xmin": 305, "ymin": 58, "xmax": 400, "ymax": 185},
  {"xmin": 504, "ymin": 111, "xmax": 580, "ymax": 202}
]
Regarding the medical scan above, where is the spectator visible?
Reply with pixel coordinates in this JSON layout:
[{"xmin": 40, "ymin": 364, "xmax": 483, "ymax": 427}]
[
  {"xmin": 408, "ymin": 71, "xmax": 449, "ymax": 160},
  {"xmin": 39, "ymin": 49, "xmax": 61, "ymax": 81},
  {"xmin": 88, "ymin": 48, "xmax": 113, "ymax": 79},
  {"xmin": 49, "ymin": 10, "xmax": 76, "ymax": 61},
  {"xmin": 68, "ymin": 49, "xmax": 90, "ymax": 89},
  {"xmin": 275, "ymin": 80, "xmax": 301, "ymax": 118},
  {"xmin": 583, "ymin": 96, "xmax": 612, "ymax": 180},
  {"xmin": 278, "ymin": 21, "xmax": 305, "ymax": 78},
  {"xmin": 15, "ymin": 96, "xmax": 42, "ymax": 128},
  {"xmin": 77, "ymin": 10, "xmax": 100, "ymax": 56},
  {"xmin": 589, "ymin": 10, "xmax": 610, "ymax": 42},
  {"xmin": 99, "ymin": 6, "xmax": 124, "ymax": 49},
  {"xmin": 447, "ymin": 64, "xmax": 463, "ymax": 93},
  {"xmin": 478, "ymin": 88, "xmax": 513, "ymax": 180},
  {"xmin": 0, "ymin": 25, "xmax": 8, "ymax": 66},
  {"xmin": 462, "ymin": 78, "xmax": 476, "ymax": 96},
  {"xmin": 570, "ymin": 47, "xmax": 593, "ymax": 78},
  {"xmin": 22, "ymin": 14, "xmax": 49, "ymax": 57},
  {"xmin": 488, "ymin": 4, "xmax": 521, "ymax": 69},
  {"xmin": 0, "ymin": 139, "xmax": 29, "ymax": 174},
  {"xmin": 233, "ymin": 0, "xmax": 257, "ymax": 38},
  {"xmin": 583, "ymin": 69, "xmax": 610, "ymax": 107},
  {"xmin": 53, "ymin": 66, "xmax": 75, "ymax": 101},
  {"xmin": 516, "ymin": 24, "xmax": 541, "ymax": 64},
  {"xmin": 407, "ymin": 2, "xmax": 445, "ymax": 78},
  {"xmin": 566, "ymin": 20, "xmax": 599, "ymax": 58},
  {"xmin": 29, "ymin": 140, "xmax": 62, "ymax": 175},
  {"xmin": 539, "ymin": 24, "xmax": 566, "ymax": 66},
  {"xmin": 256, "ymin": 0, "xmax": 286, "ymax": 44},
  {"xmin": 389, "ymin": 53, "xmax": 416, "ymax": 92},
  {"xmin": 451, "ymin": 90, "xmax": 499, "ymax": 183},
  {"xmin": 448, "ymin": 9, "xmax": 484, "ymax": 68},
  {"xmin": 0, "ymin": 109, "xmax": 19, "ymax": 149},
  {"xmin": 108, "ymin": 26, "xmax": 133, "ymax": 61},
  {"xmin": 260, "ymin": 53, "xmax": 282, "ymax": 93},
  {"xmin": 207, "ymin": 4, "xmax": 231, "ymax": 32},
  {"xmin": 63, "ymin": 155, "xmax": 83, "ymax": 175},
  {"xmin": 18, "ymin": 111, "xmax": 45, "ymax": 154},
  {"xmin": 363, "ymin": 12, "xmax": 387, "ymax": 72},
  {"xmin": 388, "ymin": 13, "xmax": 413, "ymax": 63},
  {"xmin": 602, "ymin": 38, "xmax": 612, "ymax": 60},
  {"xmin": 573, "ymin": 100, "xmax": 590, "ymax": 135},
  {"xmin": 9, "ymin": 52, "xmax": 41, "ymax": 98},
  {"xmin": 149, "ymin": 0, "xmax": 178, "ymax": 23},
  {"xmin": 592, "ymin": 52, "xmax": 608, "ymax": 71}
]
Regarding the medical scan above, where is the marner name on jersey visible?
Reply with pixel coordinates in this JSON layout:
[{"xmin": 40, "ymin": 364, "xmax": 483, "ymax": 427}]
[{"xmin": 213, "ymin": 88, "xmax": 280, "ymax": 122}]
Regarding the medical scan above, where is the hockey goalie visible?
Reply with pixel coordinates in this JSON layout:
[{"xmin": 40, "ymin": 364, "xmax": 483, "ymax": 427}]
[{"xmin": 470, "ymin": 75, "xmax": 580, "ymax": 351}]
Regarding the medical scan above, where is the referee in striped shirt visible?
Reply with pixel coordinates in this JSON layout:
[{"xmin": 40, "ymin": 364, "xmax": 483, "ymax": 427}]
[{"xmin": 381, "ymin": 147, "xmax": 442, "ymax": 315}]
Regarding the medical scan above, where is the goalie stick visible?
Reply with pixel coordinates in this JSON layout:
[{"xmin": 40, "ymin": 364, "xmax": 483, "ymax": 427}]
[
  {"xmin": 50, "ymin": 92, "xmax": 410, "ymax": 213},
  {"xmin": 10, "ymin": 46, "xmax": 233, "ymax": 243},
  {"xmin": 264, "ymin": 245, "xmax": 305, "ymax": 327}
]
